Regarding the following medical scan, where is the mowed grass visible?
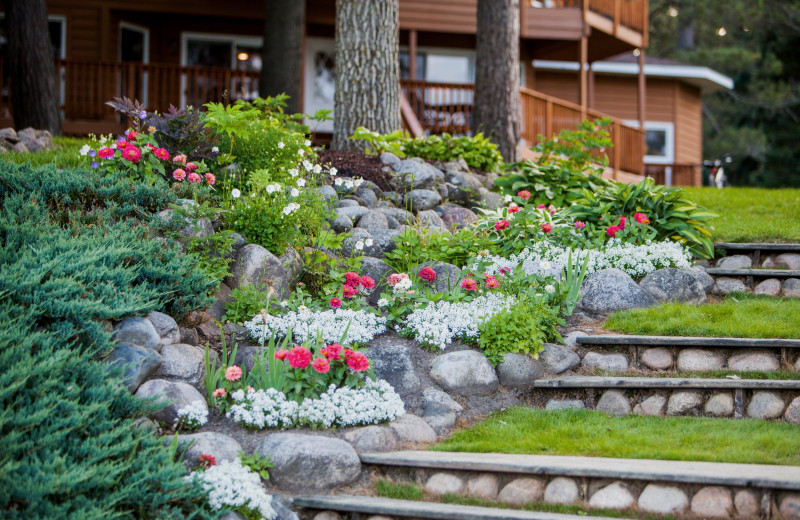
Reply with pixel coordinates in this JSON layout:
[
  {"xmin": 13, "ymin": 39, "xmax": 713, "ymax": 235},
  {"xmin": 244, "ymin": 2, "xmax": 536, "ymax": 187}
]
[
  {"xmin": 605, "ymin": 293, "xmax": 800, "ymax": 339},
  {"xmin": 682, "ymin": 187, "xmax": 800, "ymax": 243},
  {"xmin": 1, "ymin": 136, "xmax": 93, "ymax": 169},
  {"xmin": 434, "ymin": 408, "xmax": 800, "ymax": 465}
]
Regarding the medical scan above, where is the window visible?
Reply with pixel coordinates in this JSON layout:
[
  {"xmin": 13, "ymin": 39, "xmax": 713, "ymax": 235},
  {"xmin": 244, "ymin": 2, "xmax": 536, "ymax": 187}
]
[
  {"xmin": 624, "ymin": 120, "xmax": 674, "ymax": 164},
  {"xmin": 0, "ymin": 15, "xmax": 66, "ymax": 58},
  {"xmin": 119, "ymin": 22, "xmax": 149, "ymax": 63},
  {"xmin": 399, "ymin": 51, "xmax": 426, "ymax": 80}
]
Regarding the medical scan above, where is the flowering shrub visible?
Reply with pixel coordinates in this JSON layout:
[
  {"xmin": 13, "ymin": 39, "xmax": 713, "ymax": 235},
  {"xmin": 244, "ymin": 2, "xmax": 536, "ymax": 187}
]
[
  {"xmin": 244, "ymin": 308, "xmax": 387, "ymax": 345},
  {"xmin": 190, "ymin": 458, "xmax": 277, "ymax": 520},
  {"xmin": 174, "ymin": 400, "xmax": 209, "ymax": 431}
]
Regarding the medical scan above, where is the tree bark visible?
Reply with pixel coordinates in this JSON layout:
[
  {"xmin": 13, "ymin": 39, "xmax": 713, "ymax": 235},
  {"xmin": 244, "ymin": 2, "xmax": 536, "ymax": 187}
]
[
  {"xmin": 474, "ymin": 0, "xmax": 520, "ymax": 163},
  {"xmin": 6, "ymin": 0, "xmax": 62, "ymax": 135},
  {"xmin": 260, "ymin": 0, "xmax": 305, "ymax": 113},
  {"xmin": 332, "ymin": 0, "xmax": 400, "ymax": 151}
]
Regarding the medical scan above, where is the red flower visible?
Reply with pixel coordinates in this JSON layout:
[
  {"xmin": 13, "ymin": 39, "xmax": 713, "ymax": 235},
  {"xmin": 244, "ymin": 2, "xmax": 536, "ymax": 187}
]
[
  {"xmin": 126, "ymin": 130, "xmax": 139, "ymax": 142},
  {"xmin": 98, "ymin": 147, "xmax": 115, "ymax": 159},
  {"xmin": 185, "ymin": 162, "xmax": 198, "ymax": 172},
  {"xmin": 343, "ymin": 348, "xmax": 355, "ymax": 358},
  {"xmin": 518, "ymin": 190, "xmax": 531, "ymax": 199},
  {"xmin": 311, "ymin": 357, "xmax": 330, "ymax": 374},
  {"xmin": 618, "ymin": 216, "xmax": 626, "ymax": 229},
  {"xmin": 116, "ymin": 138, "xmax": 129, "ymax": 148},
  {"xmin": 360, "ymin": 275, "xmax": 375, "ymax": 290},
  {"xmin": 495, "ymin": 220, "xmax": 510, "ymax": 231},
  {"xmin": 153, "ymin": 147, "xmax": 169, "ymax": 160},
  {"xmin": 606, "ymin": 225, "xmax": 621, "ymax": 237},
  {"xmin": 541, "ymin": 223, "xmax": 553, "ymax": 233},
  {"xmin": 121, "ymin": 145, "xmax": 141, "ymax": 163},
  {"xmin": 330, "ymin": 297, "xmax": 342, "ymax": 308},
  {"xmin": 575, "ymin": 221, "xmax": 586, "ymax": 229},
  {"xmin": 198, "ymin": 454, "xmax": 216, "ymax": 467},
  {"xmin": 344, "ymin": 272, "xmax": 361, "ymax": 287},
  {"xmin": 418, "ymin": 267, "xmax": 437, "ymax": 282},
  {"xmin": 634, "ymin": 212, "xmax": 650, "ymax": 225},
  {"xmin": 274, "ymin": 349, "xmax": 289, "ymax": 361},
  {"xmin": 321, "ymin": 343, "xmax": 343, "ymax": 361},
  {"xmin": 287, "ymin": 346, "xmax": 312, "ymax": 369},
  {"xmin": 460, "ymin": 278, "xmax": 478, "ymax": 291},
  {"xmin": 342, "ymin": 284, "xmax": 358, "ymax": 298},
  {"xmin": 346, "ymin": 351, "xmax": 370, "ymax": 372},
  {"xmin": 507, "ymin": 204, "xmax": 520, "ymax": 214}
]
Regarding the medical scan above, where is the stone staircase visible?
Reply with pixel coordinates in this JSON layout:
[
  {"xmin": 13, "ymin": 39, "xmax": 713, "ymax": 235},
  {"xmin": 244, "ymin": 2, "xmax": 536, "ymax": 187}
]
[{"xmin": 705, "ymin": 242, "xmax": 800, "ymax": 296}]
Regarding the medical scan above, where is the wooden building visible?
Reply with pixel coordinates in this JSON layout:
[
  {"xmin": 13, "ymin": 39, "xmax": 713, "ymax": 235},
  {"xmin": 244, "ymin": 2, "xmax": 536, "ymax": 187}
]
[{"xmin": 0, "ymin": 0, "xmax": 659, "ymax": 181}]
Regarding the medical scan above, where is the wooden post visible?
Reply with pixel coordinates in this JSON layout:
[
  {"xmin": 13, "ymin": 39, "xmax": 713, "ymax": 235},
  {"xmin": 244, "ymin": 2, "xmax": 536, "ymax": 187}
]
[
  {"xmin": 579, "ymin": 35, "xmax": 588, "ymax": 121},
  {"xmin": 588, "ymin": 62, "xmax": 594, "ymax": 109},
  {"xmin": 409, "ymin": 29, "xmax": 418, "ymax": 80},
  {"xmin": 545, "ymin": 99, "xmax": 553, "ymax": 139},
  {"xmin": 638, "ymin": 48, "xmax": 646, "ymax": 130},
  {"xmin": 613, "ymin": 0, "xmax": 621, "ymax": 36},
  {"xmin": 612, "ymin": 120, "xmax": 620, "ymax": 179}
]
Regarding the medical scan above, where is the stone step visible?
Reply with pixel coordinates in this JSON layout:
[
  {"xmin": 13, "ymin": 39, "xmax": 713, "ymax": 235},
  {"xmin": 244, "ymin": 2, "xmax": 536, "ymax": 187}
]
[
  {"xmin": 576, "ymin": 335, "xmax": 800, "ymax": 349},
  {"xmin": 715, "ymin": 242, "xmax": 800, "ymax": 253},
  {"xmin": 706, "ymin": 268, "xmax": 800, "ymax": 278},
  {"xmin": 529, "ymin": 377, "xmax": 800, "ymax": 421},
  {"xmin": 295, "ymin": 495, "xmax": 626, "ymax": 520},
  {"xmin": 359, "ymin": 451, "xmax": 800, "ymax": 518}
]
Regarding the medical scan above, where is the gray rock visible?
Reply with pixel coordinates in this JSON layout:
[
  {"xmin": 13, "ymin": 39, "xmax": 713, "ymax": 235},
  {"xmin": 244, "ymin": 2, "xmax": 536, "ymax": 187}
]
[
  {"xmin": 386, "ymin": 215, "xmax": 401, "ymax": 229},
  {"xmin": 134, "ymin": 417, "xmax": 159, "ymax": 435},
  {"xmin": 713, "ymin": 277, "xmax": 749, "ymax": 295},
  {"xmin": 747, "ymin": 391, "xmax": 785, "ymax": 419},
  {"xmin": 377, "ymin": 207, "xmax": 414, "ymax": 224},
  {"xmin": 226, "ymin": 244, "xmax": 302, "ymax": 299},
  {"xmin": 762, "ymin": 256, "xmax": 777, "ymax": 269},
  {"xmin": 498, "ymin": 478, "xmax": 545, "ymax": 505},
  {"xmin": 318, "ymin": 184, "xmax": 338, "ymax": 202},
  {"xmin": 540, "ymin": 343, "xmax": 581, "ymax": 374},
  {"xmin": 638, "ymin": 484, "xmax": 689, "ymax": 514},
  {"xmin": 0, "ymin": 127, "xmax": 18, "ymax": 141},
  {"xmin": 543, "ymin": 477, "xmax": 579, "ymax": 504},
  {"xmin": 596, "ymin": 390, "xmax": 632, "ymax": 415},
  {"xmin": 425, "ymin": 473, "xmax": 464, "ymax": 496},
  {"xmin": 467, "ymin": 474, "xmax": 499, "ymax": 500},
  {"xmin": 272, "ymin": 494, "xmax": 300, "ymax": 520},
  {"xmin": 783, "ymin": 278, "xmax": 800, "ymax": 297},
  {"xmin": 364, "ymin": 343, "xmax": 421, "ymax": 395},
  {"xmin": 684, "ymin": 267, "xmax": 716, "ymax": 293},
  {"xmin": 208, "ymin": 283, "xmax": 233, "ymax": 320},
  {"xmin": 420, "ymin": 387, "xmax": 463, "ymax": 413},
  {"xmin": 677, "ymin": 349, "xmax": 724, "ymax": 371},
  {"xmin": 104, "ymin": 342, "xmax": 163, "ymax": 392},
  {"xmin": 154, "ymin": 343, "xmax": 205, "ymax": 384},
  {"xmin": 331, "ymin": 215, "xmax": 353, "ymax": 233},
  {"xmin": 177, "ymin": 432, "xmax": 243, "ymax": 466},
  {"xmin": 412, "ymin": 261, "xmax": 462, "ymax": 293},
  {"xmin": 337, "ymin": 199, "xmax": 360, "ymax": 208},
  {"xmin": 335, "ymin": 205, "xmax": 371, "ymax": 222},
  {"xmin": 429, "ymin": 350, "xmax": 499, "ymax": 396},
  {"xmin": 785, "ymin": 396, "xmax": 800, "ymax": 424},
  {"xmin": 343, "ymin": 426, "xmax": 397, "ymax": 453},
  {"xmin": 257, "ymin": 433, "xmax": 361, "ymax": 491},
  {"xmin": 445, "ymin": 169, "xmax": 483, "ymax": 190},
  {"xmin": 496, "ymin": 353, "xmax": 543, "ymax": 390},
  {"xmin": 222, "ymin": 512, "xmax": 247, "ymax": 520},
  {"xmin": 563, "ymin": 331, "xmax": 588, "ymax": 349},
  {"xmin": 578, "ymin": 268, "xmax": 658, "ymax": 314},
  {"xmin": 775, "ymin": 253, "xmax": 800, "ymax": 270},
  {"xmin": 354, "ymin": 186, "xmax": 378, "ymax": 208},
  {"xmin": 691, "ymin": 486, "xmax": 733, "ymax": 518},
  {"xmin": 589, "ymin": 482, "xmax": 635, "ymax": 510},
  {"xmin": 581, "ymin": 352, "xmax": 629, "ymax": 372},
  {"xmin": 113, "ymin": 317, "xmax": 161, "ymax": 352},
  {"xmin": 734, "ymin": 490, "xmax": 761, "ymax": 517},
  {"xmin": 754, "ymin": 278, "xmax": 782, "ymax": 296},
  {"xmin": 641, "ymin": 347, "xmax": 673, "ymax": 370},
  {"xmin": 180, "ymin": 326, "xmax": 200, "ymax": 346},
  {"xmin": 134, "ymin": 379, "xmax": 207, "ymax": 424},
  {"xmin": 633, "ymin": 395, "xmax": 667, "ymax": 416},
  {"xmin": 440, "ymin": 206, "xmax": 478, "ymax": 230},
  {"xmin": 312, "ymin": 513, "xmax": 341, "ymax": 520},
  {"xmin": 387, "ymin": 413, "xmax": 437, "ymax": 443},
  {"xmin": 234, "ymin": 346, "xmax": 269, "ymax": 373},
  {"xmin": 704, "ymin": 393, "xmax": 734, "ymax": 417},
  {"xmin": 727, "ymin": 351, "xmax": 780, "ymax": 371},
  {"xmin": 392, "ymin": 160, "xmax": 439, "ymax": 190},
  {"xmin": 380, "ymin": 152, "xmax": 402, "ymax": 169},
  {"xmin": 417, "ymin": 209, "xmax": 446, "ymax": 230},
  {"xmin": 404, "ymin": 189, "xmax": 442, "ymax": 212},
  {"xmin": 361, "ymin": 257, "xmax": 393, "ymax": 304},
  {"xmin": 780, "ymin": 495, "xmax": 800, "ymax": 520},
  {"xmin": 545, "ymin": 399, "xmax": 585, "ymax": 410},
  {"xmin": 357, "ymin": 211, "xmax": 389, "ymax": 230},
  {"xmin": 147, "ymin": 311, "xmax": 181, "ymax": 347},
  {"xmin": 667, "ymin": 391, "xmax": 703, "ymax": 415},
  {"xmin": 639, "ymin": 267, "xmax": 707, "ymax": 304},
  {"xmin": 478, "ymin": 189, "xmax": 502, "ymax": 210},
  {"xmin": 341, "ymin": 230, "xmax": 384, "ymax": 258},
  {"xmin": 716, "ymin": 255, "xmax": 752, "ymax": 269}
]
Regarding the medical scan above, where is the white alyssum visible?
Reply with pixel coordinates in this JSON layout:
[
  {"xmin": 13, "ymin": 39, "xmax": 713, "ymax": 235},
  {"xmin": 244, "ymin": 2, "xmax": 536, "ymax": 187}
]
[
  {"xmin": 227, "ymin": 388, "xmax": 298, "ymax": 429},
  {"xmin": 191, "ymin": 458, "xmax": 276, "ymax": 520},
  {"xmin": 245, "ymin": 308, "xmax": 387, "ymax": 345},
  {"xmin": 175, "ymin": 400, "xmax": 208, "ymax": 430},
  {"xmin": 403, "ymin": 293, "xmax": 517, "ymax": 350}
]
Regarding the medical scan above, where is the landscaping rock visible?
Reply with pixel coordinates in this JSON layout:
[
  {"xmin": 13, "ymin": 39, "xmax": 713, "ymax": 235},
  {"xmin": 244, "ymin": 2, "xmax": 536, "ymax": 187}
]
[
  {"xmin": 177, "ymin": 432, "xmax": 242, "ymax": 466},
  {"xmin": 425, "ymin": 473, "xmax": 464, "ymax": 496},
  {"xmin": 208, "ymin": 283, "xmax": 233, "ymax": 320},
  {"xmin": 234, "ymin": 346, "xmax": 269, "ymax": 373},
  {"xmin": 419, "ymin": 387, "xmax": 462, "ymax": 432},
  {"xmin": 318, "ymin": 184, "xmax": 338, "ymax": 203},
  {"xmin": 147, "ymin": 311, "xmax": 181, "ymax": 347},
  {"xmin": 335, "ymin": 205, "xmax": 370, "ymax": 222},
  {"xmin": 420, "ymin": 387, "xmax": 463, "ymax": 413},
  {"xmin": 363, "ymin": 343, "xmax": 420, "ymax": 395},
  {"xmin": 392, "ymin": 160, "xmax": 439, "ymax": 190},
  {"xmin": 257, "ymin": 433, "xmax": 361, "ymax": 491},
  {"xmin": 540, "ymin": 343, "xmax": 581, "ymax": 374},
  {"xmin": 343, "ymin": 426, "xmax": 397, "ymax": 453},
  {"xmin": 387, "ymin": 414, "xmax": 437, "ymax": 444},
  {"xmin": 226, "ymin": 245, "xmax": 302, "ymax": 299},
  {"xmin": 341, "ymin": 231, "xmax": 383, "ymax": 258},
  {"xmin": 639, "ymin": 268, "xmax": 707, "ymax": 304},
  {"xmin": 379, "ymin": 152, "xmax": 401, "ymax": 169},
  {"xmin": 716, "ymin": 255, "xmax": 752, "ymax": 269},
  {"xmin": 404, "ymin": 189, "xmax": 442, "ymax": 212},
  {"xmin": 154, "ymin": 343, "xmax": 205, "ymax": 384},
  {"xmin": 135, "ymin": 379, "xmax": 207, "ymax": 424},
  {"xmin": 589, "ymin": 482, "xmax": 635, "ymax": 510},
  {"xmin": 377, "ymin": 207, "xmax": 414, "ymax": 225},
  {"xmin": 638, "ymin": 484, "xmax": 689, "ymax": 514},
  {"xmin": 747, "ymin": 391, "xmax": 785, "ymax": 419},
  {"xmin": 546, "ymin": 399, "xmax": 584, "ymax": 410},
  {"xmin": 440, "ymin": 206, "xmax": 478, "ymax": 230},
  {"xmin": 667, "ymin": 391, "xmax": 703, "ymax": 415},
  {"xmin": 578, "ymin": 268, "xmax": 657, "ymax": 314},
  {"xmin": 641, "ymin": 347, "xmax": 673, "ymax": 370},
  {"xmin": 312, "ymin": 512, "xmax": 341, "ymax": 520},
  {"xmin": 113, "ymin": 317, "xmax": 161, "ymax": 351},
  {"xmin": 331, "ymin": 215, "xmax": 353, "ymax": 233},
  {"xmin": 498, "ymin": 478, "xmax": 544, "ymax": 505},
  {"xmin": 543, "ymin": 477, "xmax": 579, "ymax": 504},
  {"xmin": 684, "ymin": 267, "xmax": 716, "ymax": 293},
  {"xmin": 412, "ymin": 261, "xmax": 462, "ymax": 294},
  {"xmin": 704, "ymin": 393, "xmax": 734, "ymax": 417},
  {"xmin": 357, "ymin": 211, "xmax": 389, "ymax": 231},
  {"xmin": 754, "ymin": 278, "xmax": 782, "ymax": 296},
  {"xmin": 783, "ymin": 278, "xmax": 800, "ymax": 297},
  {"xmin": 713, "ymin": 277, "xmax": 749, "ymax": 295},
  {"xmin": 581, "ymin": 352, "xmax": 629, "ymax": 372},
  {"xmin": 780, "ymin": 494, "xmax": 800, "ymax": 520},
  {"xmin": 367, "ymin": 229, "xmax": 401, "ymax": 254},
  {"xmin": 633, "ymin": 395, "xmax": 667, "ymax": 416},
  {"xmin": 727, "ymin": 351, "xmax": 780, "ymax": 371},
  {"xmin": 563, "ymin": 331, "xmax": 588, "ymax": 349},
  {"xmin": 354, "ymin": 185, "xmax": 378, "ymax": 208},
  {"xmin": 775, "ymin": 253, "xmax": 800, "ymax": 270},
  {"xmin": 677, "ymin": 349, "xmax": 724, "ymax": 371},
  {"xmin": 734, "ymin": 490, "xmax": 761, "ymax": 517},
  {"xmin": 361, "ymin": 257, "xmax": 393, "ymax": 304},
  {"xmin": 417, "ymin": 209, "xmax": 446, "ymax": 230},
  {"xmin": 785, "ymin": 396, "xmax": 800, "ymax": 424},
  {"xmin": 429, "ymin": 350, "xmax": 499, "ymax": 396},
  {"xmin": 496, "ymin": 353, "xmax": 543, "ymax": 390},
  {"xmin": 104, "ymin": 342, "xmax": 163, "ymax": 392},
  {"xmin": 690, "ymin": 486, "xmax": 733, "ymax": 518},
  {"xmin": 478, "ymin": 189, "xmax": 502, "ymax": 210},
  {"xmin": 338, "ymin": 199, "xmax": 360, "ymax": 208},
  {"xmin": 465, "ymin": 474, "xmax": 499, "ymax": 500},
  {"xmin": 596, "ymin": 390, "xmax": 632, "ymax": 415}
]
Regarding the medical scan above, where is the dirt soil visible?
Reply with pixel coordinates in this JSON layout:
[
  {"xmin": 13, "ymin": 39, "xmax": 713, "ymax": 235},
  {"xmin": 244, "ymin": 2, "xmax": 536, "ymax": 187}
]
[{"xmin": 317, "ymin": 149, "xmax": 394, "ymax": 191}]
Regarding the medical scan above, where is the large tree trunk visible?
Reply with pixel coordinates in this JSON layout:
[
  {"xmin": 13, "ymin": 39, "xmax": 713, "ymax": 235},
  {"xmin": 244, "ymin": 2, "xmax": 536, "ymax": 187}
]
[
  {"xmin": 260, "ymin": 0, "xmax": 305, "ymax": 113},
  {"xmin": 6, "ymin": 0, "xmax": 62, "ymax": 135},
  {"xmin": 332, "ymin": 0, "xmax": 400, "ymax": 151},
  {"xmin": 474, "ymin": 0, "xmax": 520, "ymax": 162}
]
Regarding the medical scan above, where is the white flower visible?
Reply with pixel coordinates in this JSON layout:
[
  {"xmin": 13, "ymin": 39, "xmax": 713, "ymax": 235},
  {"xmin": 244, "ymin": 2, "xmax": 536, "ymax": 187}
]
[
  {"xmin": 334, "ymin": 178, "xmax": 344, "ymax": 186},
  {"xmin": 245, "ymin": 308, "xmax": 387, "ymax": 345},
  {"xmin": 545, "ymin": 284, "xmax": 555, "ymax": 294},
  {"xmin": 355, "ymin": 240, "xmax": 364, "ymax": 251},
  {"xmin": 190, "ymin": 459, "xmax": 277, "ymax": 520},
  {"xmin": 79, "ymin": 144, "xmax": 91, "ymax": 156},
  {"xmin": 99, "ymin": 135, "xmax": 108, "ymax": 145},
  {"xmin": 298, "ymin": 149, "xmax": 305, "ymax": 156},
  {"xmin": 211, "ymin": 146, "xmax": 219, "ymax": 153},
  {"xmin": 313, "ymin": 164, "xmax": 322, "ymax": 174},
  {"xmin": 353, "ymin": 178, "xmax": 363, "ymax": 187},
  {"xmin": 282, "ymin": 203, "xmax": 300, "ymax": 216},
  {"xmin": 303, "ymin": 160, "xmax": 313, "ymax": 171},
  {"xmin": 277, "ymin": 141, "xmax": 285, "ymax": 149},
  {"xmin": 304, "ymin": 139, "xmax": 312, "ymax": 147},
  {"xmin": 279, "ymin": 300, "xmax": 288, "ymax": 308},
  {"xmin": 296, "ymin": 178, "xmax": 306, "ymax": 187},
  {"xmin": 289, "ymin": 168, "xmax": 299, "ymax": 177},
  {"xmin": 231, "ymin": 189, "xmax": 241, "ymax": 198},
  {"xmin": 266, "ymin": 184, "xmax": 278, "ymax": 194},
  {"xmin": 344, "ymin": 179, "xmax": 354, "ymax": 189},
  {"xmin": 175, "ymin": 401, "xmax": 208, "ymax": 430},
  {"xmin": 329, "ymin": 167, "xmax": 338, "ymax": 176},
  {"xmin": 377, "ymin": 298, "xmax": 389, "ymax": 307},
  {"xmin": 365, "ymin": 238, "xmax": 374, "ymax": 247},
  {"xmin": 290, "ymin": 188, "xmax": 300, "ymax": 197},
  {"xmin": 504, "ymin": 194, "xmax": 513, "ymax": 203},
  {"xmin": 298, "ymin": 304, "xmax": 308, "ymax": 312}
]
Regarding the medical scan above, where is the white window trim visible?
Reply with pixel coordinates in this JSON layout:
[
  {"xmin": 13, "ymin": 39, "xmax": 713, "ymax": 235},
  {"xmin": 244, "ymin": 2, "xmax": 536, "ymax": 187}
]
[
  {"xmin": 624, "ymin": 120, "xmax": 675, "ymax": 165},
  {"xmin": 179, "ymin": 31, "xmax": 263, "ymax": 68},
  {"xmin": 0, "ymin": 14, "xmax": 66, "ymax": 58},
  {"xmin": 119, "ymin": 21, "xmax": 150, "ymax": 64}
]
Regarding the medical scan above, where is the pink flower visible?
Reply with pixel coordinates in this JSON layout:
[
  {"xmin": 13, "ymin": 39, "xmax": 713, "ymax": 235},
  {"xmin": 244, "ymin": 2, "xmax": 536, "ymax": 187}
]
[
  {"xmin": 507, "ymin": 204, "xmax": 520, "ymax": 214},
  {"xmin": 116, "ymin": 138, "xmax": 129, "ymax": 148},
  {"xmin": 618, "ymin": 216, "xmax": 627, "ymax": 229},
  {"xmin": 387, "ymin": 273, "xmax": 408, "ymax": 287},
  {"xmin": 418, "ymin": 267, "xmax": 437, "ymax": 282},
  {"xmin": 346, "ymin": 352, "xmax": 370, "ymax": 372},
  {"xmin": 121, "ymin": 145, "xmax": 141, "ymax": 163},
  {"xmin": 186, "ymin": 162, "xmax": 198, "ymax": 172},
  {"xmin": 537, "ymin": 204, "xmax": 546, "ymax": 209},
  {"xmin": 606, "ymin": 225, "xmax": 621, "ymax": 237},
  {"xmin": 484, "ymin": 275, "xmax": 500, "ymax": 289},
  {"xmin": 225, "ymin": 365, "xmax": 242, "ymax": 382},
  {"xmin": 541, "ymin": 223, "xmax": 553, "ymax": 233},
  {"xmin": 634, "ymin": 212, "xmax": 650, "ymax": 225},
  {"xmin": 499, "ymin": 267, "xmax": 511, "ymax": 275},
  {"xmin": 311, "ymin": 357, "xmax": 330, "ymax": 374},
  {"xmin": 198, "ymin": 454, "xmax": 216, "ymax": 466},
  {"xmin": 321, "ymin": 343, "xmax": 343, "ymax": 361},
  {"xmin": 330, "ymin": 297, "xmax": 342, "ymax": 308},
  {"xmin": 212, "ymin": 388, "xmax": 226, "ymax": 398},
  {"xmin": 172, "ymin": 168, "xmax": 186, "ymax": 181},
  {"xmin": 287, "ymin": 346, "xmax": 312, "ymax": 369},
  {"xmin": 187, "ymin": 172, "xmax": 202, "ymax": 183},
  {"xmin": 518, "ymin": 190, "xmax": 531, "ymax": 199},
  {"xmin": 342, "ymin": 284, "xmax": 358, "ymax": 298},
  {"xmin": 204, "ymin": 172, "xmax": 216, "ymax": 185},
  {"xmin": 344, "ymin": 272, "xmax": 361, "ymax": 287},
  {"xmin": 153, "ymin": 147, "xmax": 169, "ymax": 160},
  {"xmin": 495, "ymin": 220, "xmax": 510, "ymax": 231},
  {"xmin": 460, "ymin": 278, "xmax": 478, "ymax": 291},
  {"xmin": 360, "ymin": 275, "xmax": 375, "ymax": 290},
  {"xmin": 274, "ymin": 349, "xmax": 289, "ymax": 361},
  {"xmin": 126, "ymin": 130, "xmax": 139, "ymax": 142},
  {"xmin": 173, "ymin": 154, "xmax": 187, "ymax": 164},
  {"xmin": 98, "ymin": 147, "xmax": 115, "ymax": 159},
  {"xmin": 575, "ymin": 221, "xmax": 586, "ymax": 229}
]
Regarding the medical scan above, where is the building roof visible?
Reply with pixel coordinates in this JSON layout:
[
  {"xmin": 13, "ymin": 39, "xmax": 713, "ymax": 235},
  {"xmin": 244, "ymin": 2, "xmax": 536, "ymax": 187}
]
[{"xmin": 533, "ymin": 52, "xmax": 733, "ymax": 93}]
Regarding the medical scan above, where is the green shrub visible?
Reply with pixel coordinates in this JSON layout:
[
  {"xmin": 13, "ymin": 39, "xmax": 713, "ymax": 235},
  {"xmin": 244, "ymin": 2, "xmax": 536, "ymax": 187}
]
[
  {"xmin": 224, "ymin": 283, "xmax": 273, "ymax": 324},
  {"xmin": 385, "ymin": 226, "xmax": 497, "ymax": 272},
  {"xmin": 402, "ymin": 133, "xmax": 504, "ymax": 172},
  {"xmin": 477, "ymin": 297, "xmax": 563, "ymax": 365}
]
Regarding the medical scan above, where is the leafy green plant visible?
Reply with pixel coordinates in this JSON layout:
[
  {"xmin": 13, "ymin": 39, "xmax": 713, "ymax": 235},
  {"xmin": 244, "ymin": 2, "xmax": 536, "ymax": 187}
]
[
  {"xmin": 403, "ymin": 132, "xmax": 504, "ymax": 172},
  {"xmin": 350, "ymin": 126, "xmax": 408, "ymax": 157},
  {"xmin": 202, "ymin": 102, "xmax": 259, "ymax": 165},
  {"xmin": 385, "ymin": 225, "xmax": 495, "ymax": 273},
  {"xmin": 239, "ymin": 451, "xmax": 273, "ymax": 480},
  {"xmin": 203, "ymin": 329, "xmax": 240, "ymax": 410},
  {"xmin": 560, "ymin": 250, "xmax": 590, "ymax": 316},
  {"xmin": 248, "ymin": 327, "xmax": 290, "ymax": 391},
  {"xmin": 224, "ymin": 283, "xmax": 273, "ymax": 325},
  {"xmin": 301, "ymin": 230, "xmax": 363, "ymax": 296}
]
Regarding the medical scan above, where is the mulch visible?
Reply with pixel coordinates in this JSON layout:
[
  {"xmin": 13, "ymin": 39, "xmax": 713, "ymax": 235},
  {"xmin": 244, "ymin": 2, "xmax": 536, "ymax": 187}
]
[{"xmin": 317, "ymin": 149, "xmax": 395, "ymax": 192}]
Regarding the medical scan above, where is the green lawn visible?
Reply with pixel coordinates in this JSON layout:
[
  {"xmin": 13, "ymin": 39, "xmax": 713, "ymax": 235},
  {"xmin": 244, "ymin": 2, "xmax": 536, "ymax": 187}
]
[
  {"xmin": 434, "ymin": 408, "xmax": 800, "ymax": 465},
  {"xmin": 682, "ymin": 187, "xmax": 800, "ymax": 243},
  {"xmin": 1, "ymin": 136, "xmax": 92, "ymax": 170},
  {"xmin": 604, "ymin": 293, "xmax": 800, "ymax": 339}
]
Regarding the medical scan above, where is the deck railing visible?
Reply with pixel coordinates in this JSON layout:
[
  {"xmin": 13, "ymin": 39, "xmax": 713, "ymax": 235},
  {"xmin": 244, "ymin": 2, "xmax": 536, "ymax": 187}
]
[{"xmin": 525, "ymin": 0, "xmax": 647, "ymax": 35}]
